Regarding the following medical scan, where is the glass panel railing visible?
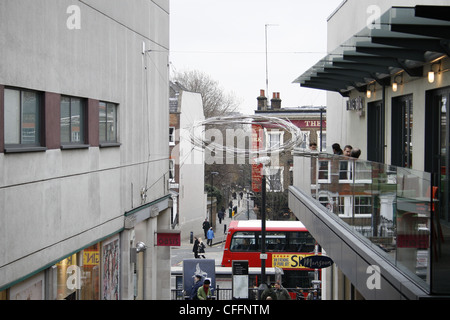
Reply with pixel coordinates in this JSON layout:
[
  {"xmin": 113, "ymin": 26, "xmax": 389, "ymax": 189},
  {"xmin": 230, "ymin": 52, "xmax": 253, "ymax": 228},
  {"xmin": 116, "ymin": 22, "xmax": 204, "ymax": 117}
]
[{"xmin": 292, "ymin": 149, "xmax": 433, "ymax": 292}]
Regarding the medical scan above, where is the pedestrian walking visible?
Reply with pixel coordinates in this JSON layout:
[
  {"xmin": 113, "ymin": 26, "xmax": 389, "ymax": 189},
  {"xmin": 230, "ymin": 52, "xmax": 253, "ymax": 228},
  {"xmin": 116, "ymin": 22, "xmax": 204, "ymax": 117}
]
[
  {"xmin": 207, "ymin": 227, "xmax": 215, "ymax": 246},
  {"xmin": 202, "ymin": 218, "xmax": 210, "ymax": 238},
  {"xmin": 218, "ymin": 207, "xmax": 225, "ymax": 224},
  {"xmin": 192, "ymin": 237, "xmax": 199, "ymax": 259},
  {"xmin": 198, "ymin": 238, "xmax": 206, "ymax": 258}
]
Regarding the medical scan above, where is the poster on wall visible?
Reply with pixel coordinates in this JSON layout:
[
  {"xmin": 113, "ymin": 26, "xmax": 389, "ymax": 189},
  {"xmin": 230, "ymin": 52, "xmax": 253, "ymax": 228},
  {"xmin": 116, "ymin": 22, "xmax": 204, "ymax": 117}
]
[
  {"xmin": 102, "ymin": 235, "xmax": 120, "ymax": 300},
  {"xmin": 183, "ymin": 259, "xmax": 216, "ymax": 296}
]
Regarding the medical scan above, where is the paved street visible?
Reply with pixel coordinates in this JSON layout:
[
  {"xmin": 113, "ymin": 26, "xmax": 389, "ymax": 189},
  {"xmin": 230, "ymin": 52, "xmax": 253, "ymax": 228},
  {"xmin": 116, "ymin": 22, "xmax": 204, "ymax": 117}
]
[
  {"xmin": 171, "ymin": 239, "xmax": 225, "ymax": 267},
  {"xmin": 171, "ymin": 200, "xmax": 257, "ymax": 268}
]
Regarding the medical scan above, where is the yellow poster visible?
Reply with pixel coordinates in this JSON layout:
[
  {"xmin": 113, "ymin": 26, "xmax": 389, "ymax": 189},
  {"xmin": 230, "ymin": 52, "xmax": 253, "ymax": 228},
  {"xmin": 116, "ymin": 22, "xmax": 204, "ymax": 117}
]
[
  {"xmin": 272, "ymin": 254, "xmax": 315, "ymax": 269},
  {"xmin": 83, "ymin": 251, "xmax": 100, "ymax": 266}
]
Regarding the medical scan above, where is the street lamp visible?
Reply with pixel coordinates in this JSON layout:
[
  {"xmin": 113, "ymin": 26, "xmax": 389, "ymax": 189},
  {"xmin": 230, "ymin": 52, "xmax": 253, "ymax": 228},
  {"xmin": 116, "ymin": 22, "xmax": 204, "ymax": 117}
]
[
  {"xmin": 210, "ymin": 172, "xmax": 219, "ymax": 227},
  {"xmin": 253, "ymin": 156, "xmax": 270, "ymax": 285}
]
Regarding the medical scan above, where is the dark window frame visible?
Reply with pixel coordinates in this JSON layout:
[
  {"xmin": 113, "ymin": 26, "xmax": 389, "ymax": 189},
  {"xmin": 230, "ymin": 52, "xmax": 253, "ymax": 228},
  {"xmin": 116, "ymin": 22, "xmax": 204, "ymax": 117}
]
[
  {"xmin": 3, "ymin": 86, "xmax": 46, "ymax": 153},
  {"xmin": 99, "ymin": 101, "xmax": 120, "ymax": 148},
  {"xmin": 60, "ymin": 95, "xmax": 89, "ymax": 150}
]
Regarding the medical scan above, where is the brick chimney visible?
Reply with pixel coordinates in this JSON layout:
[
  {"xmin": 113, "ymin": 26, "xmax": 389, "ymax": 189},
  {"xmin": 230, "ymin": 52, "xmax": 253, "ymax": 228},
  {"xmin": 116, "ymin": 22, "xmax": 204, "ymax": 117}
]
[
  {"xmin": 271, "ymin": 92, "xmax": 281, "ymax": 109},
  {"xmin": 257, "ymin": 89, "xmax": 268, "ymax": 111}
]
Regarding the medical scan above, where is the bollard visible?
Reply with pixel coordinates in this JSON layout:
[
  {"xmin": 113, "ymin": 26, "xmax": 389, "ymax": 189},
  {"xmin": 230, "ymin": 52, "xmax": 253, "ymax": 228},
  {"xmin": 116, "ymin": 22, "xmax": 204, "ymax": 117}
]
[{"xmin": 190, "ymin": 231, "xmax": 193, "ymax": 244}]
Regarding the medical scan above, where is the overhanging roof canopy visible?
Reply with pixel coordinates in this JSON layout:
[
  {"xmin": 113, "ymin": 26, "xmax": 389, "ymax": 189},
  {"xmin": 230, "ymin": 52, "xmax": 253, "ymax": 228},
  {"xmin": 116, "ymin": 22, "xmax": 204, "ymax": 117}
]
[{"xmin": 293, "ymin": 5, "xmax": 450, "ymax": 96}]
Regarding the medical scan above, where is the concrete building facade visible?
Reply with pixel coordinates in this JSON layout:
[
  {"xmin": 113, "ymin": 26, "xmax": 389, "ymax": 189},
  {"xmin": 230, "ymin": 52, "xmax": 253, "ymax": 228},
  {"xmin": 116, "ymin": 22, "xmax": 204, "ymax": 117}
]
[
  {"xmin": 169, "ymin": 81, "xmax": 206, "ymax": 241},
  {"xmin": 0, "ymin": 0, "xmax": 171, "ymax": 300}
]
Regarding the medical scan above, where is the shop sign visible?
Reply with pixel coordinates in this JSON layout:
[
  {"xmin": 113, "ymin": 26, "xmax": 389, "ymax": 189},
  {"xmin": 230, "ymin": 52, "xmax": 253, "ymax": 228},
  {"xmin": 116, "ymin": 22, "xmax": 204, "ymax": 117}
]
[
  {"xmin": 290, "ymin": 120, "xmax": 327, "ymax": 129},
  {"xmin": 299, "ymin": 255, "xmax": 334, "ymax": 269},
  {"xmin": 397, "ymin": 234, "xmax": 429, "ymax": 248},
  {"xmin": 157, "ymin": 231, "xmax": 181, "ymax": 246}
]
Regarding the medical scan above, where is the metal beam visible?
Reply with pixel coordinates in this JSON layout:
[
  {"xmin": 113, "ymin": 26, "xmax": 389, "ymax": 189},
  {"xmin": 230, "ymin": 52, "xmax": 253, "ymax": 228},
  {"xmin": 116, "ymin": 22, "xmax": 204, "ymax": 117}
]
[
  {"xmin": 342, "ymin": 54, "xmax": 403, "ymax": 68},
  {"xmin": 391, "ymin": 24, "xmax": 450, "ymax": 39},
  {"xmin": 355, "ymin": 45, "xmax": 426, "ymax": 61},
  {"xmin": 332, "ymin": 61, "xmax": 392, "ymax": 74},
  {"xmin": 371, "ymin": 36, "xmax": 447, "ymax": 54},
  {"xmin": 415, "ymin": 5, "xmax": 450, "ymax": 22}
]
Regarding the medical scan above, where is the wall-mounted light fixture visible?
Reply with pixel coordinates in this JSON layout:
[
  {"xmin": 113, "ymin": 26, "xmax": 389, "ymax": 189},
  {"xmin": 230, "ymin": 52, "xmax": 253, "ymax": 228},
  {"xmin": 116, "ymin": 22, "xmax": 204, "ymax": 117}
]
[
  {"xmin": 428, "ymin": 70, "xmax": 435, "ymax": 83},
  {"xmin": 136, "ymin": 241, "xmax": 147, "ymax": 252},
  {"xmin": 428, "ymin": 60, "xmax": 441, "ymax": 83},
  {"xmin": 366, "ymin": 83, "xmax": 375, "ymax": 98},
  {"xmin": 392, "ymin": 73, "xmax": 403, "ymax": 92}
]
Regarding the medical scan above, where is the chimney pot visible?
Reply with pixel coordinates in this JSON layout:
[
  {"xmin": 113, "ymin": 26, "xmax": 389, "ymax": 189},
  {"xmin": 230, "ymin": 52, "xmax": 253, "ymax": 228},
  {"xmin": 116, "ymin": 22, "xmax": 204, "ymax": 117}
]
[
  {"xmin": 271, "ymin": 92, "xmax": 281, "ymax": 109},
  {"xmin": 257, "ymin": 89, "xmax": 268, "ymax": 111}
]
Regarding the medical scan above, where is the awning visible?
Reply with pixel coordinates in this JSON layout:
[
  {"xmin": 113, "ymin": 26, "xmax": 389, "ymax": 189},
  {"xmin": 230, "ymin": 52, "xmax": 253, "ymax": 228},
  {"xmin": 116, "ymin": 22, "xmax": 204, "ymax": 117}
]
[{"xmin": 293, "ymin": 6, "xmax": 450, "ymax": 96}]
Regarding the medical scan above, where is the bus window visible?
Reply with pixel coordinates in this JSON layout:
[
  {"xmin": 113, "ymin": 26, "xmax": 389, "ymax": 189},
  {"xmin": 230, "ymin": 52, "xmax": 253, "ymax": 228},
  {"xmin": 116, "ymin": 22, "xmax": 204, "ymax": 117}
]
[
  {"xmin": 230, "ymin": 231, "xmax": 257, "ymax": 251},
  {"xmin": 288, "ymin": 232, "xmax": 316, "ymax": 252},
  {"xmin": 266, "ymin": 232, "xmax": 287, "ymax": 252}
]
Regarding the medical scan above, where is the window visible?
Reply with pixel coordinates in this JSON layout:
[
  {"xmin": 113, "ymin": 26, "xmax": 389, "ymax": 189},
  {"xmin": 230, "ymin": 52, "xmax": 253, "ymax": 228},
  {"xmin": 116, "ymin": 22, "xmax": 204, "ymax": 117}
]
[
  {"xmin": 267, "ymin": 167, "xmax": 283, "ymax": 191},
  {"xmin": 339, "ymin": 160, "xmax": 351, "ymax": 181},
  {"xmin": 169, "ymin": 159, "xmax": 175, "ymax": 182},
  {"xmin": 288, "ymin": 231, "xmax": 315, "ymax": 252},
  {"xmin": 169, "ymin": 127, "xmax": 175, "ymax": 146},
  {"xmin": 353, "ymin": 161, "xmax": 372, "ymax": 183},
  {"xmin": 267, "ymin": 131, "xmax": 283, "ymax": 150},
  {"xmin": 4, "ymin": 88, "xmax": 42, "ymax": 148},
  {"xmin": 392, "ymin": 95, "xmax": 413, "ymax": 168},
  {"xmin": 317, "ymin": 160, "xmax": 331, "ymax": 183},
  {"xmin": 266, "ymin": 232, "xmax": 286, "ymax": 251},
  {"xmin": 299, "ymin": 131, "xmax": 310, "ymax": 149},
  {"xmin": 61, "ymin": 96, "xmax": 86, "ymax": 145},
  {"xmin": 99, "ymin": 101, "xmax": 118, "ymax": 143},
  {"xmin": 231, "ymin": 231, "xmax": 257, "ymax": 251},
  {"xmin": 230, "ymin": 231, "xmax": 315, "ymax": 252},
  {"xmin": 354, "ymin": 196, "xmax": 372, "ymax": 215}
]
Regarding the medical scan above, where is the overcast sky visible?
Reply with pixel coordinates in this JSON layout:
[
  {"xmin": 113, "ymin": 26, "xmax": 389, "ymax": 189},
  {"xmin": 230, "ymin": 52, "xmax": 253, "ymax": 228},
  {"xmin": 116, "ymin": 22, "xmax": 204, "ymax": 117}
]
[{"xmin": 169, "ymin": 0, "xmax": 343, "ymax": 115}]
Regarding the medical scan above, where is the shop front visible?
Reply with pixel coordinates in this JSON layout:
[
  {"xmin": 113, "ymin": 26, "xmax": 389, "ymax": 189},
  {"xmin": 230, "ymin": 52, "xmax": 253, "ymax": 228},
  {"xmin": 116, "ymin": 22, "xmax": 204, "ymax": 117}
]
[{"xmin": 1, "ymin": 235, "xmax": 121, "ymax": 300}]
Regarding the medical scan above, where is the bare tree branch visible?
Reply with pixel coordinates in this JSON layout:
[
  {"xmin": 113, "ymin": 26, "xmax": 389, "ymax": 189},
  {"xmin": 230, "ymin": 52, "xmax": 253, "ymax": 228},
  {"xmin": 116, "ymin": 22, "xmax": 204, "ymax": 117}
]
[{"xmin": 172, "ymin": 70, "xmax": 240, "ymax": 118}]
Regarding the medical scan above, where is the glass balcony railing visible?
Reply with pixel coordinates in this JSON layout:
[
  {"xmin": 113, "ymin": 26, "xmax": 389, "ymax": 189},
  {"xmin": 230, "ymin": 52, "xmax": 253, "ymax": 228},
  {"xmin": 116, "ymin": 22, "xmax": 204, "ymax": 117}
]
[{"xmin": 292, "ymin": 150, "xmax": 436, "ymax": 292}]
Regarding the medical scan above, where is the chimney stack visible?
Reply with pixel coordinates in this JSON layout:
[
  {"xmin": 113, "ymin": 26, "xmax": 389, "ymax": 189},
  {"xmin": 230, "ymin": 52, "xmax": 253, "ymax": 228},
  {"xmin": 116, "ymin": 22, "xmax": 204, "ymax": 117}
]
[
  {"xmin": 257, "ymin": 89, "xmax": 268, "ymax": 111},
  {"xmin": 271, "ymin": 92, "xmax": 281, "ymax": 109}
]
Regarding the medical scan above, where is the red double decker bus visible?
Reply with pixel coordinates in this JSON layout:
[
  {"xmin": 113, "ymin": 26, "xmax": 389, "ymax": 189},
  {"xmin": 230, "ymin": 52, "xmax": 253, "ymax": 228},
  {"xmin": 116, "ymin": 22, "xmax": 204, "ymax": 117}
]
[{"xmin": 221, "ymin": 220, "xmax": 320, "ymax": 288}]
